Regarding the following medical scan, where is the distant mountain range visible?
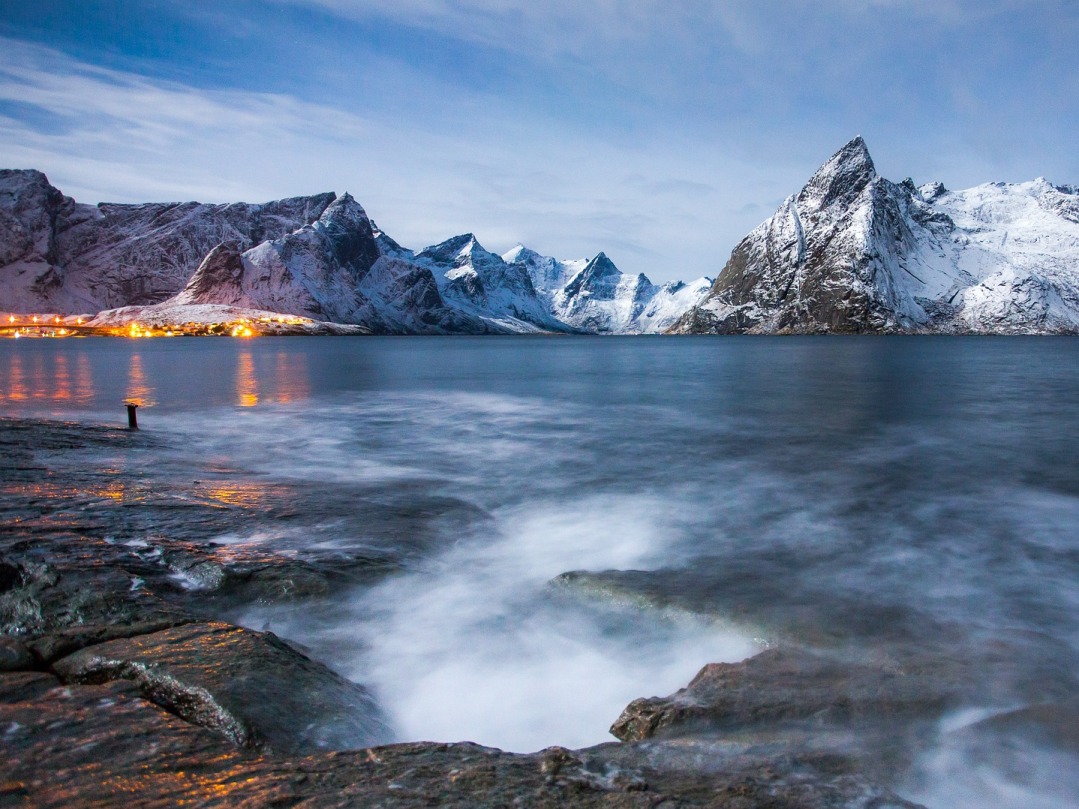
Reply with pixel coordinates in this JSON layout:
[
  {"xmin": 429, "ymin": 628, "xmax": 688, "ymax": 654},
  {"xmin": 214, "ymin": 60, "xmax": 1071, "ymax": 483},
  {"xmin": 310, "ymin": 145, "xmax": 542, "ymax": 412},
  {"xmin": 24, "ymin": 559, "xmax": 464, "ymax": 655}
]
[
  {"xmin": 0, "ymin": 169, "xmax": 708, "ymax": 334},
  {"xmin": 3, "ymin": 141, "xmax": 1078, "ymax": 335}
]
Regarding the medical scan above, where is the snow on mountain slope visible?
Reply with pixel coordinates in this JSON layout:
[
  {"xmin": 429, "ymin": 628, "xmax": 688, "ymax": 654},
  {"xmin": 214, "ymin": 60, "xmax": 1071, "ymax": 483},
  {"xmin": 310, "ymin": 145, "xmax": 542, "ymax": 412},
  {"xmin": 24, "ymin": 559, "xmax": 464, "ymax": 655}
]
[
  {"xmin": 928, "ymin": 179, "xmax": 1079, "ymax": 333},
  {"xmin": 671, "ymin": 138, "xmax": 1079, "ymax": 334},
  {"xmin": 501, "ymin": 244, "xmax": 587, "ymax": 303},
  {"xmin": 152, "ymin": 195, "xmax": 488, "ymax": 334},
  {"xmin": 413, "ymin": 234, "xmax": 570, "ymax": 333},
  {"xmin": 0, "ymin": 169, "xmax": 334, "ymax": 313},
  {"xmin": 503, "ymin": 245, "xmax": 711, "ymax": 334}
]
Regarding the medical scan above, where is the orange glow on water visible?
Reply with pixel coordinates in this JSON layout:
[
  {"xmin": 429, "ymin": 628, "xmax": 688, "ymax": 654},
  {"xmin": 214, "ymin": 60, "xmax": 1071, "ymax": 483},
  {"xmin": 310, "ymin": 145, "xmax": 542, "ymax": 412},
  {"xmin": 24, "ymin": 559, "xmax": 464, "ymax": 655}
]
[
  {"xmin": 53, "ymin": 353, "xmax": 71, "ymax": 401},
  {"xmin": 273, "ymin": 351, "xmax": 310, "ymax": 404},
  {"xmin": 75, "ymin": 354, "xmax": 94, "ymax": 403},
  {"xmin": 236, "ymin": 351, "xmax": 259, "ymax": 407},
  {"xmin": 4, "ymin": 354, "xmax": 26, "ymax": 401},
  {"xmin": 202, "ymin": 482, "xmax": 266, "ymax": 508},
  {"xmin": 126, "ymin": 353, "xmax": 154, "ymax": 406}
]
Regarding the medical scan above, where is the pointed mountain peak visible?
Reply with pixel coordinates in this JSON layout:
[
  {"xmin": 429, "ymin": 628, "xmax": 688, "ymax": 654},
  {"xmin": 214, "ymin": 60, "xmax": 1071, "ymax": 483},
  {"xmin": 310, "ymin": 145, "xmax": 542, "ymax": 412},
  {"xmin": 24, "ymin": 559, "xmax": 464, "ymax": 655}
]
[
  {"xmin": 583, "ymin": 252, "xmax": 620, "ymax": 277},
  {"xmin": 316, "ymin": 192, "xmax": 371, "ymax": 231},
  {"xmin": 417, "ymin": 233, "xmax": 491, "ymax": 266},
  {"xmin": 798, "ymin": 136, "xmax": 878, "ymax": 212},
  {"xmin": 502, "ymin": 243, "xmax": 536, "ymax": 264}
]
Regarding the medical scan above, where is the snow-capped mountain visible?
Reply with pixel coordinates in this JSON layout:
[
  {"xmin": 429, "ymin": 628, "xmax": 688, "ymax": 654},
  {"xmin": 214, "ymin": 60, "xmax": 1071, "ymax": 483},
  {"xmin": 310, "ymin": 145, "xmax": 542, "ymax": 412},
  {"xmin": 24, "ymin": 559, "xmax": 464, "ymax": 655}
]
[
  {"xmin": 503, "ymin": 244, "xmax": 711, "ymax": 334},
  {"xmin": 411, "ymin": 234, "xmax": 570, "ymax": 332},
  {"xmin": 671, "ymin": 137, "xmax": 1079, "ymax": 334},
  {"xmin": 0, "ymin": 172, "xmax": 568, "ymax": 333},
  {"xmin": 0, "ymin": 169, "xmax": 334, "ymax": 313},
  {"xmin": 0, "ymin": 170, "xmax": 718, "ymax": 334},
  {"xmin": 105, "ymin": 195, "xmax": 495, "ymax": 334}
]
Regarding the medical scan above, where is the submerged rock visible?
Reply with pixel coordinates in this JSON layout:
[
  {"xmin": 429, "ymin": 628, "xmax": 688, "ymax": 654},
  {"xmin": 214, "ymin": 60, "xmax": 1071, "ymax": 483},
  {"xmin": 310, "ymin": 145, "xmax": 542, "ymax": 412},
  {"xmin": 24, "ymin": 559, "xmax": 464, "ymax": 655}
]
[{"xmin": 51, "ymin": 620, "xmax": 391, "ymax": 754}]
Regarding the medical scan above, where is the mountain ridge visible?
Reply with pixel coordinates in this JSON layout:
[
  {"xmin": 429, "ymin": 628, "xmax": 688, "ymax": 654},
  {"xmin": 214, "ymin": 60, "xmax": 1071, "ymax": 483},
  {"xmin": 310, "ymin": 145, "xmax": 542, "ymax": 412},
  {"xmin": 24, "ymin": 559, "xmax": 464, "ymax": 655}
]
[{"xmin": 671, "ymin": 137, "xmax": 1079, "ymax": 335}]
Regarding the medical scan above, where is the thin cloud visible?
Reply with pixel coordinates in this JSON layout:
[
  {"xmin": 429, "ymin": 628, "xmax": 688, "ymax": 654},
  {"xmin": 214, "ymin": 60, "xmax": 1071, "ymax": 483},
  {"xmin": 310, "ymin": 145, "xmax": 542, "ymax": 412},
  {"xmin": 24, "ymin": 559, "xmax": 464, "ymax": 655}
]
[{"xmin": 0, "ymin": 36, "xmax": 772, "ymax": 282}]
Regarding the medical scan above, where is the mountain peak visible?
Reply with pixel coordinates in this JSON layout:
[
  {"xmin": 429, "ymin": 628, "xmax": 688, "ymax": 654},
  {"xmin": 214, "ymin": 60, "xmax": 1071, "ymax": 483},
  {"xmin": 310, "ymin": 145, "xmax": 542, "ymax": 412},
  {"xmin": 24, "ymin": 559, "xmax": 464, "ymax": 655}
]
[
  {"xmin": 798, "ymin": 136, "xmax": 877, "ymax": 212},
  {"xmin": 583, "ymin": 252, "xmax": 619, "ymax": 276},
  {"xmin": 502, "ymin": 243, "xmax": 535, "ymax": 264},
  {"xmin": 416, "ymin": 233, "xmax": 492, "ymax": 268}
]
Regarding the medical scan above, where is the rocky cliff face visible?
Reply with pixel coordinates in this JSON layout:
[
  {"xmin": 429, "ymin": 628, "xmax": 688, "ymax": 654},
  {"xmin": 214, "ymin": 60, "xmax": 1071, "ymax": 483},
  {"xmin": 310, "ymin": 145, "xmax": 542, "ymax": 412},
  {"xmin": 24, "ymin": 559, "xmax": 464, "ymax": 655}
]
[
  {"xmin": 671, "ymin": 137, "xmax": 1079, "ymax": 334},
  {"xmin": 0, "ymin": 169, "xmax": 334, "ymax": 313}
]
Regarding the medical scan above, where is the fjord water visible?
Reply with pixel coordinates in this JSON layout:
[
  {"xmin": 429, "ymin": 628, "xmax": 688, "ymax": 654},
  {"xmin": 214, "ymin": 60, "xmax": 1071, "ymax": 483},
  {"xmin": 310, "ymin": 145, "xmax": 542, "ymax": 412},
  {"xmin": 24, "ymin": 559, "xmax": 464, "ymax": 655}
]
[{"xmin": 3, "ymin": 335, "xmax": 1079, "ymax": 805}]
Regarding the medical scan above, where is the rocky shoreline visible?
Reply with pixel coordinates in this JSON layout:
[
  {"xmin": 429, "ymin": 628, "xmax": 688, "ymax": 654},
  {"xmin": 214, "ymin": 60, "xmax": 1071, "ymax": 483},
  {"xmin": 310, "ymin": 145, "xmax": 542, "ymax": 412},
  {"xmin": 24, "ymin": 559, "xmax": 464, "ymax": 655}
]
[{"xmin": 2, "ymin": 416, "xmax": 1068, "ymax": 807}]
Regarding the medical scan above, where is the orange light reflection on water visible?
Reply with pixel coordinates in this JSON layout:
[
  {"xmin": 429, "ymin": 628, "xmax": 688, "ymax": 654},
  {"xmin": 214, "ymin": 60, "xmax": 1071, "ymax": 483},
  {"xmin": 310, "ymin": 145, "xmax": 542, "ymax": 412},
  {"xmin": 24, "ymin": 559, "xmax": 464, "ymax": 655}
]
[
  {"xmin": 53, "ymin": 353, "xmax": 72, "ymax": 401},
  {"xmin": 126, "ymin": 353, "xmax": 155, "ymax": 406},
  {"xmin": 75, "ymin": 353, "xmax": 94, "ymax": 403},
  {"xmin": 202, "ymin": 482, "xmax": 266, "ymax": 508},
  {"xmin": 236, "ymin": 351, "xmax": 259, "ymax": 407},
  {"xmin": 5, "ymin": 354, "xmax": 27, "ymax": 401},
  {"xmin": 273, "ymin": 351, "xmax": 310, "ymax": 404}
]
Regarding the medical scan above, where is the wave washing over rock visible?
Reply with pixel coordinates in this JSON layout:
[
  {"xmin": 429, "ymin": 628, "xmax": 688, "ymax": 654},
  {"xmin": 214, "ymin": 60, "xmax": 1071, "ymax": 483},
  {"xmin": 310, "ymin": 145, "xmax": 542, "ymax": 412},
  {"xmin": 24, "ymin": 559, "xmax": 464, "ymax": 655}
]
[
  {"xmin": 671, "ymin": 137, "xmax": 1079, "ymax": 334},
  {"xmin": 0, "ymin": 415, "xmax": 923, "ymax": 808}
]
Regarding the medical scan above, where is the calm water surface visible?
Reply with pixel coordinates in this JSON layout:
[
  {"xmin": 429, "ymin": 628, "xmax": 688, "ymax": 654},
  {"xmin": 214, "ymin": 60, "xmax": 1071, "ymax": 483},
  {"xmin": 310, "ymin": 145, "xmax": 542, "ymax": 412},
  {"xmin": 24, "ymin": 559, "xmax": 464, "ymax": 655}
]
[{"xmin": 3, "ymin": 335, "xmax": 1079, "ymax": 806}]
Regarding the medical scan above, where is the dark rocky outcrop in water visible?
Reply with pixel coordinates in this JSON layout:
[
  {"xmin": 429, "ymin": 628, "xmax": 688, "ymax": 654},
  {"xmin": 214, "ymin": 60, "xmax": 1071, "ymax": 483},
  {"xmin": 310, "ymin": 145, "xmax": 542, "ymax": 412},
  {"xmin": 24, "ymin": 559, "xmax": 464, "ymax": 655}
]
[{"xmin": 610, "ymin": 647, "xmax": 961, "ymax": 743}]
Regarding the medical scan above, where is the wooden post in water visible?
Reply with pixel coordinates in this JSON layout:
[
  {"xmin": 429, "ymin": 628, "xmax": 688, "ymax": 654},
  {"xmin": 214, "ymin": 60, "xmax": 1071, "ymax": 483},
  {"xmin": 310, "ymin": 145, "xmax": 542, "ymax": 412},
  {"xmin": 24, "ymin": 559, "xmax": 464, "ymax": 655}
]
[{"xmin": 126, "ymin": 403, "xmax": 139, "ymax": 430}]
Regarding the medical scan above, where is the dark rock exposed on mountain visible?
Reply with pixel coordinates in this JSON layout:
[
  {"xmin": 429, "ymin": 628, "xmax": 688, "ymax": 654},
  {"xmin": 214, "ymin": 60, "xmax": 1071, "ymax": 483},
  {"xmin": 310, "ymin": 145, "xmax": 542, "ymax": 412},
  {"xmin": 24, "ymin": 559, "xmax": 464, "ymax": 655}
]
[{"xmin": 671, "ymin": 137, "xmax": 1079, "ymax": 334}]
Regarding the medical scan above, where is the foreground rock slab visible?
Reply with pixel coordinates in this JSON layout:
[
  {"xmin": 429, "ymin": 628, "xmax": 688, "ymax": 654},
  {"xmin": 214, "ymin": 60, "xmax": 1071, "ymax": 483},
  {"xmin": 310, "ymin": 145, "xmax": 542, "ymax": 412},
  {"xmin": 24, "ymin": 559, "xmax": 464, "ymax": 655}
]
[
  {"xmin": 0, "ymin": 671, "xmax": 924, "ymax": 808},
  {"xmin": 51, "ymin": 620, "xmax": 390, "ymax": 754}
]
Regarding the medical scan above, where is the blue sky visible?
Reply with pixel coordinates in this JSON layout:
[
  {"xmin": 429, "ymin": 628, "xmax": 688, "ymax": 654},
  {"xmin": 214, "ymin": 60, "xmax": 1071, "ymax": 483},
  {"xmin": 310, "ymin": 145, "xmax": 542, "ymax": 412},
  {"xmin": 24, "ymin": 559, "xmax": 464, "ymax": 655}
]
[{"xmin": 1, "ymin": 1, "xmax": 1076, "ymax": 283}]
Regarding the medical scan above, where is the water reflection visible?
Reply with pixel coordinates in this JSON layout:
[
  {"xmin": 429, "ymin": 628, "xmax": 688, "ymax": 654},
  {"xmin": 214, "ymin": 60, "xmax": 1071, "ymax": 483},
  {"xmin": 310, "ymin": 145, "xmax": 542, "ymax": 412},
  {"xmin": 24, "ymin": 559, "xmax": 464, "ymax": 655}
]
[
  {"xmin": 5, "ymin": 354, "xmax": 27, "ymax": 401},
  {"xmin": 75, "ymin": 354, "xmax": 94, "ymax": 403},
  {"xmin": 126, "ymin": 353, "xmax": 155, "ymax": 406},
  {"xmin": 201, "ymin": 481, "xmax": 266, "ymax": 508},
  {"xmin": 53, "ymin": 353, "xmax": 71, "ymax": 401},
  {"xmin": 236, "ymin": 351, "xmax": 259, "ymax": 408},
  {"xmin": 274, "ymin": 351, "xmax": 310, "ymax": 404}
]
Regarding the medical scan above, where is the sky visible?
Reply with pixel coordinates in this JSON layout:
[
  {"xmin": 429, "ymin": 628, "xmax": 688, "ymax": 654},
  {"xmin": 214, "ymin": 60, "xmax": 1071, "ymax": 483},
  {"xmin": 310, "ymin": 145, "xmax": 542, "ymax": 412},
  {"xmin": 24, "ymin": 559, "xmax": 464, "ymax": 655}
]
[{"xmin": 1, "ymin": 1, "xmax": 1076, "ymax": 283}]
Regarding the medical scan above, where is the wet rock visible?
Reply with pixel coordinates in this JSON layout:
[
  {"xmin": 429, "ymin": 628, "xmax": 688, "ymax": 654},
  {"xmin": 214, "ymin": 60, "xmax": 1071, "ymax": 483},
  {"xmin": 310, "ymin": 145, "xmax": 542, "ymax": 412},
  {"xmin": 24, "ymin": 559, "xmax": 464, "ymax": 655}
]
[
  {"xmin": 965, "ymin": 701, "xmax": 1079, "ymax": 753},
  {"xmin": 27, "ymin": 618, "xmax": 192, "ymax": 664},
  {"xmin": 0, "ymin": 636, "xmax": 34, "ymax": 671},
  {"xmin": 0, "ymin": 670, "xmax": 60, "ymax": 702},
  {"xmin": 0, "ymin": 553, "xmax": 187, "ymax": 636},
  {"xmin": 51, "ymin": 620, "xmax": 391, "ymax": 754},
  {"xmin": 0, "ymin": 671, "xmax": 296, "ymax": 808},
  {"xmin": 611, "ymin": 648, "xmax": 964, "ymax": 744},
  {"xmin": 159, "ymin": 542, "xmax": 332, "ymax": 603},
  {"xmin": 0, "ymin": 670, "xmax": 925, "ymax": 808},
  {"xmin": 550, "ymin": 568, "xmax": 957, "ymax": 650}
]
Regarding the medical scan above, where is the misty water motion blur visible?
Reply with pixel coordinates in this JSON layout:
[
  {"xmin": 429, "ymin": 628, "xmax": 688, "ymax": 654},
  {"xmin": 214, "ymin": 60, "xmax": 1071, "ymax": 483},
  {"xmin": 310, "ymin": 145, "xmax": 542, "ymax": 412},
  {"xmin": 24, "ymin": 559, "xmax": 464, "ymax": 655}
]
[{"xmin": 2, "ymin": 335, "xmax": 1079, "ymax": 807}]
